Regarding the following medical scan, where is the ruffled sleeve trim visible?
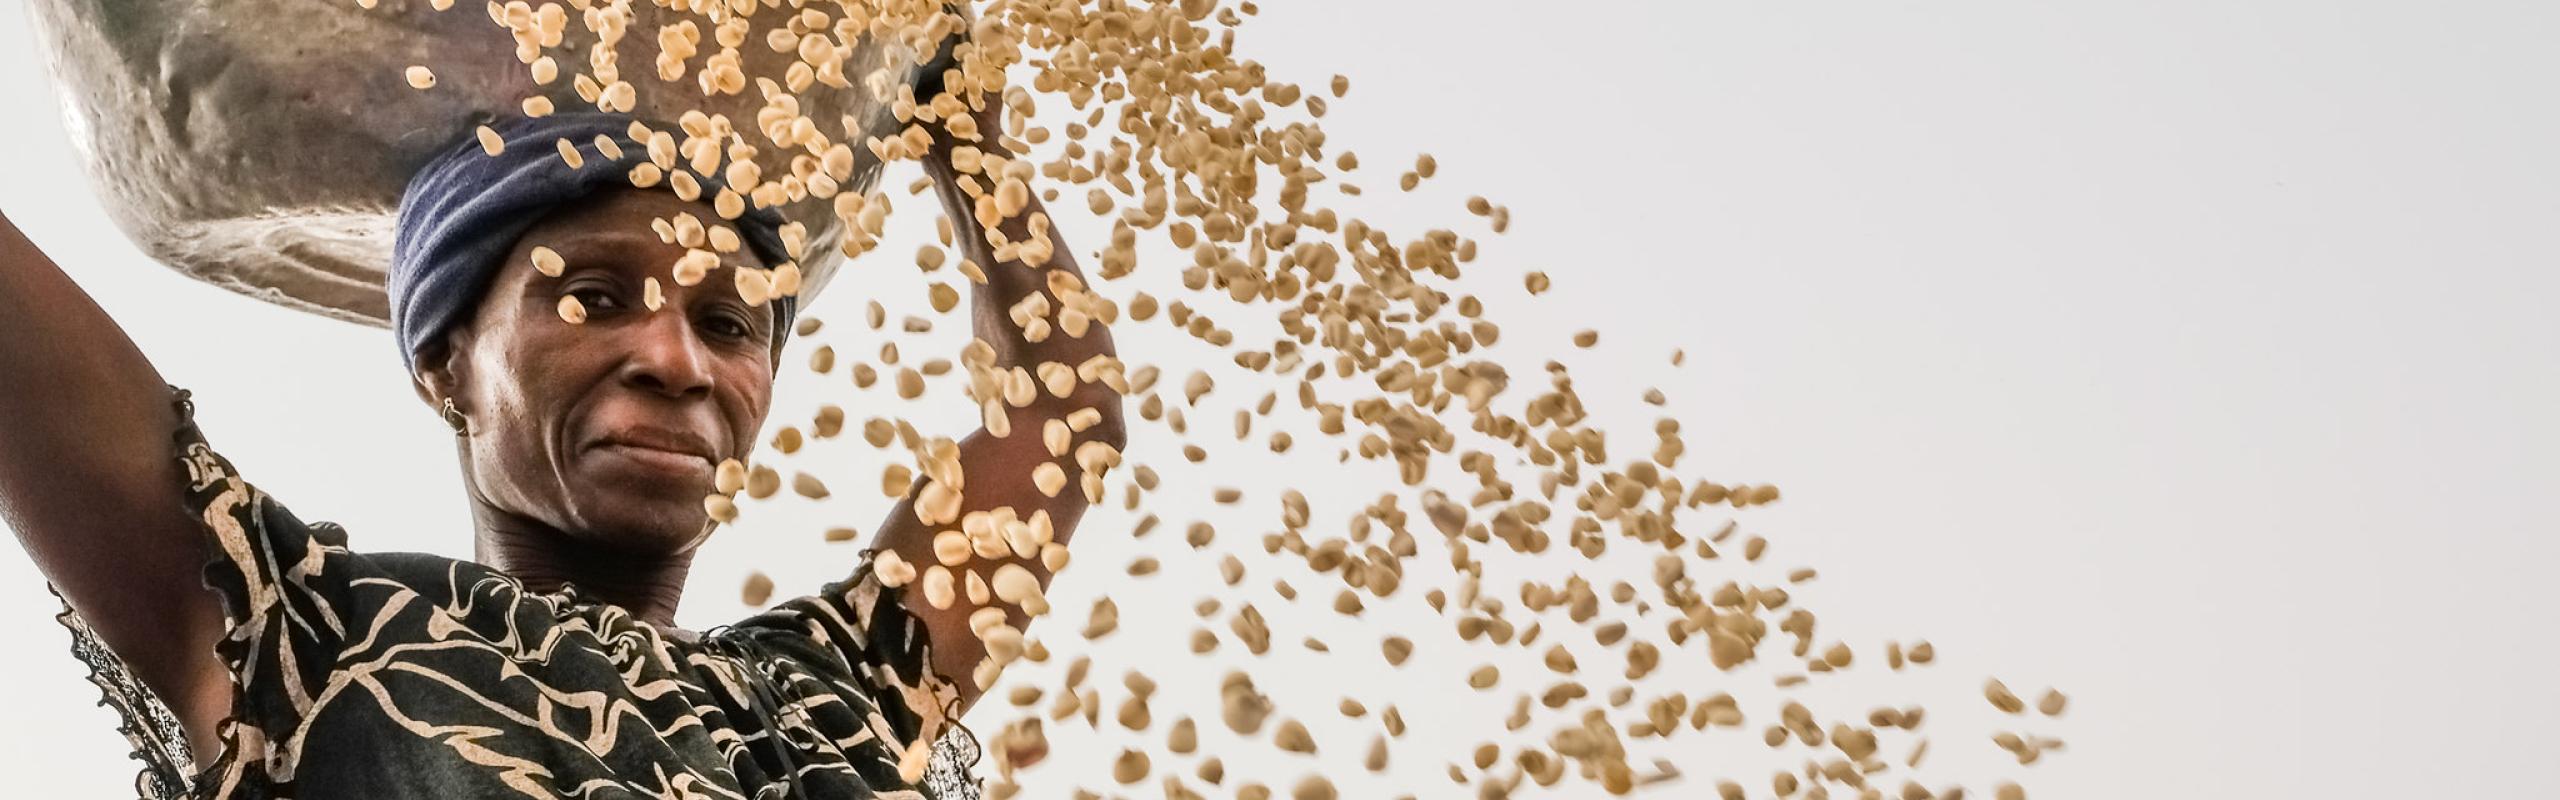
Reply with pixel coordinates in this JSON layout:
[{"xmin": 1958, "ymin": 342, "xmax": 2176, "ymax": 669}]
[
  {"xmin": 171, "ymin": 383, "xmax": 360, "ymax": 793},
  {"xmin": 46, "ymin": 583, "xmax": 194, "ymax": 800}
]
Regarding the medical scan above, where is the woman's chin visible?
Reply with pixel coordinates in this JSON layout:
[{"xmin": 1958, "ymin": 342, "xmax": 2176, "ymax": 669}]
[
  {"xmin": 569, "ymin": 463, "xmax": 716, "ymax": 545},
  {"xmin": 568, "ymin": 496, "xmax": 711, "ymax": 554}
]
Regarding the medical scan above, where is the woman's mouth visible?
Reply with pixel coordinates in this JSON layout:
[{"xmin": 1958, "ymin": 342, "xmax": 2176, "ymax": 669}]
[
  {"xmin": 593, "ymin": 442, "xmax": 711, "ymax": 473},
  {"xmin": 589, "ymin": 426, "xmax": 717, "ymax": 479}
]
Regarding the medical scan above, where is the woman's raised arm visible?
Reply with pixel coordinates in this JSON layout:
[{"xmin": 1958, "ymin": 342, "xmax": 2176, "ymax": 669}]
[
  {"xmin": 0, "ymin": 212, "xmax": 231, "ymax": 762},
  {"xmin": 862, "ymin": 93, "xmax": 1127, "ymax": 715}
]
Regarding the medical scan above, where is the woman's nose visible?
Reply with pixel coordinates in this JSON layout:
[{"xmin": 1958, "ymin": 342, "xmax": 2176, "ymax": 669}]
[{"xmin": 618, "ymin": 310, "xmax": 716, "ymax": 398}]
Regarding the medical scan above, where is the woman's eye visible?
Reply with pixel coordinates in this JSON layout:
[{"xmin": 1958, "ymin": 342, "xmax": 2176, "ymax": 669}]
[
  {"xmin": 569, "ymin": 287, "xmax": 622, "ymax": 310},
  {"xmin": 703, "ymin": 314, "xmax": 752, "ymax": 339}
]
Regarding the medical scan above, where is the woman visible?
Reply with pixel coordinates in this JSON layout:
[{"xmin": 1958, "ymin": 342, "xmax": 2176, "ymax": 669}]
[{"xmin": 0, "ymin": 86, "xmax": 1118, "ymax": 798}]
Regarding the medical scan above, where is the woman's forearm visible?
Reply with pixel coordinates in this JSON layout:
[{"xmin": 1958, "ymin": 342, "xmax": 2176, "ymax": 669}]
[
  {"xmin": 0, "ymin": 213, "xmax": 175, "ymax": 483},
  {"xmin": 0, "ymin": 209, "xmax": 187, "ymax": 579}
]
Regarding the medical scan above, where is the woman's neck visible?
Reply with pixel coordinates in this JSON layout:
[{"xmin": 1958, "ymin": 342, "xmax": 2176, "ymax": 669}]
[{"xmin": 470, "ymin": 502, "xmax": 696, "ymax": 627}]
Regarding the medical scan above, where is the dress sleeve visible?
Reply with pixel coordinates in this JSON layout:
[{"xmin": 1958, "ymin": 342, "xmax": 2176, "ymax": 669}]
[
  {"xmin": 745, "ymin": 554, "xmax": 969, "ymax": 763},
  {"xmin": 163, "ymin": 385, "xmax": 364, "ymax": 776},
  {"xmin": 47, "ymin": 384, "xmax": 366, "ymax": 796}
]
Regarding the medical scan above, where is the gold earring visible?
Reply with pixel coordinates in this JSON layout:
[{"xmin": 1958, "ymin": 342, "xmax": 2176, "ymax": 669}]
[{"xmin": 441, "ymin": 397, "xmax": 469, "ymax": 436}]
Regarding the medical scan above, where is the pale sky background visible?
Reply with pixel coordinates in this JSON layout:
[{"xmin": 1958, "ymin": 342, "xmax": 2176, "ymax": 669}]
[{"xmin": 4, "ymin": 1, "xmax": 2557, "ymax": 798}]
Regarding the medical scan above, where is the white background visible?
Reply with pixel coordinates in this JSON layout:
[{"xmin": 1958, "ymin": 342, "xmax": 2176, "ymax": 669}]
[{"xmin": 3, "ymin": 1, "xmax": 2556, "ymax": 798}]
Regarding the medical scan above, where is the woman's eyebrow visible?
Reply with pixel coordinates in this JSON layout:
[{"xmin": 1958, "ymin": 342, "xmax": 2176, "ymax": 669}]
[{"xmin": 536, "ymin": 231, "xmax": 668, "ymax": 275}]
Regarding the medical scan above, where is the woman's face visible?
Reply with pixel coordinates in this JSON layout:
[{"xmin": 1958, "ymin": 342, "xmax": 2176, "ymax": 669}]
[{"xmin": 431, "ymin": 187, "xmax": 779, "ymax": 555}]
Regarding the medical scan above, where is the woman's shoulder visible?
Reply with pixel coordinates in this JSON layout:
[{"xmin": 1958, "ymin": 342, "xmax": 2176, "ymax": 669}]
[{"xmin": 340, "ymin": 549, "xmax": 486, "ymax": 582}]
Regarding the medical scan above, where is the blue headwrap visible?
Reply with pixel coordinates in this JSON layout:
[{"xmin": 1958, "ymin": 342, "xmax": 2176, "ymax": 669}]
[{"xmin": 389, "ymin": 112, "xmax": 799, "ymax": 375}]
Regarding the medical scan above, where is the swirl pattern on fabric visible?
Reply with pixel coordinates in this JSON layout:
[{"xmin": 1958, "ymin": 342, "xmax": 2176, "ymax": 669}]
[{"xmin": 49, "ymin": 386, "xmax": 981, "ymax": 799}]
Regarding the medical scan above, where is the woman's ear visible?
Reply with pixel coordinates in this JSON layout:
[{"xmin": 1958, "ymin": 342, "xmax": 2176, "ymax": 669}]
[
  {"xmin": 410, "ymin": 333, "xmax": 471, "ymax": 411},
  {"xmin": 412, "ymin": 368, "xmax": 450, "ymax": 413}
]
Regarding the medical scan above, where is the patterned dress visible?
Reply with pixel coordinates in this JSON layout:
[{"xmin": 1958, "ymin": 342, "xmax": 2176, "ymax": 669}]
[{"xmin": 47, "ymin": 386, "xmax": 982, "ymax": 799}]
